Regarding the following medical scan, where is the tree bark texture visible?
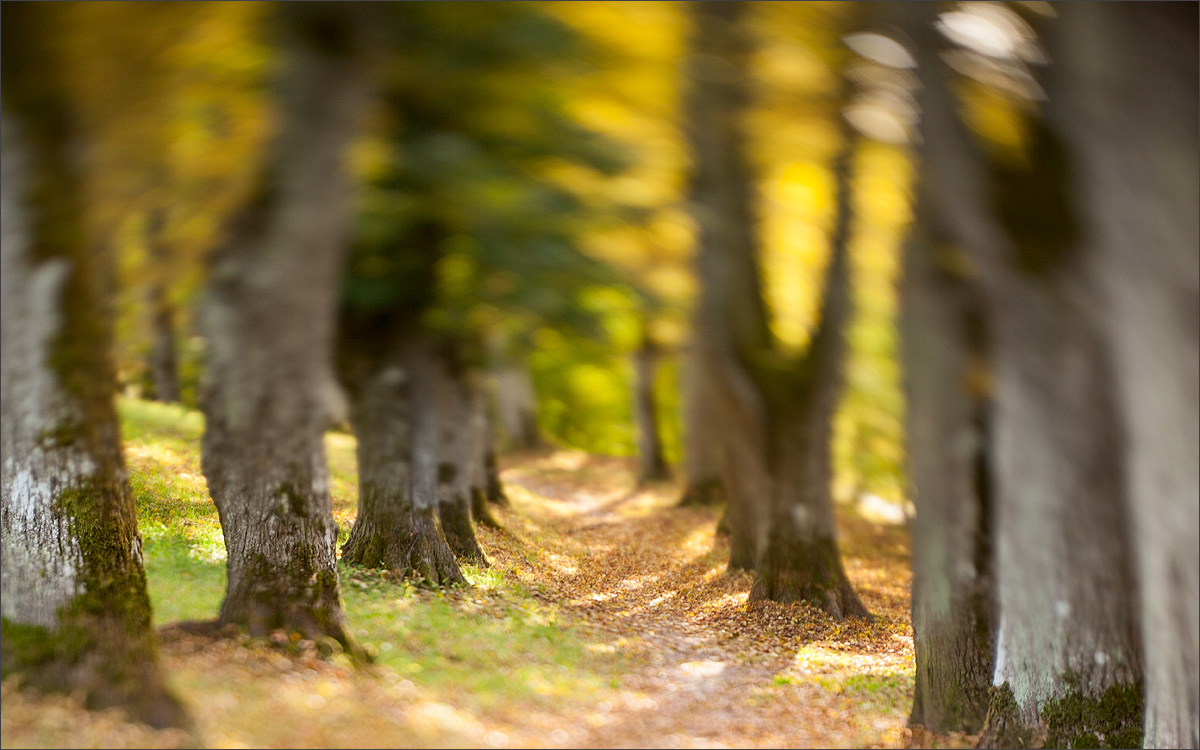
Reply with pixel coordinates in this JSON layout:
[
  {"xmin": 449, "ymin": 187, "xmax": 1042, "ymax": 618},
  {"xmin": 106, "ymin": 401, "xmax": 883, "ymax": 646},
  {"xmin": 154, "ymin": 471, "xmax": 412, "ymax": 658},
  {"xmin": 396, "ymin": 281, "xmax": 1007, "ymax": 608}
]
[
  {"xmin": 683, "ymin": 0, "xmax": 774, "ymax": 571},
  {"xmin": 901, "ymin": 190, "xmax": 995, "ymax": 734},
  {"xmin": 910, "ymin": 26, "xmax": 1143, "ymax": 746},
  {"xmin": 0, "ymin": 6, "xmax": 188, "ymax": 728},
  {"xmin": 677, "ymin": 346, "xmax": 726, "ymax": 507},
  {"xmin": 633, "ymin": 336, "xmax": 671, "ymax": 483},
  {"xmin": 198, "ymin": 3, "xmax": 367, "ymax": 645},
  {"xmin": 748, "ymin": 127, "xmax": 869, "ymax": 619},
  {"xmin": 1049, "ymin": 6, "xmax": 1199, "ymax": 746},
  {"xmin": 337, "ymin": 326, "xmax": 465, "ymax": 587},
  {"xmin": 432, "ymin": 346, "xmax": 489, "ymax": 566}
]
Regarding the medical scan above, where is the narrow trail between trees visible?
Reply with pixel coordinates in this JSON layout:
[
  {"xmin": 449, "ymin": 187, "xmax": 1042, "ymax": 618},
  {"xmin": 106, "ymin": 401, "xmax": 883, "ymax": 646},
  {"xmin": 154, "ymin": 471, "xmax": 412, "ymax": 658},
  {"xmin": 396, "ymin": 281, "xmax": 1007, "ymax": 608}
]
[
  {"xmin": 2, "ymin": 437, "xmax": 950, "ymax": 749},
  {"xmin": 487, "ymin": 451, "xmax": 922, "ymax": 749}
]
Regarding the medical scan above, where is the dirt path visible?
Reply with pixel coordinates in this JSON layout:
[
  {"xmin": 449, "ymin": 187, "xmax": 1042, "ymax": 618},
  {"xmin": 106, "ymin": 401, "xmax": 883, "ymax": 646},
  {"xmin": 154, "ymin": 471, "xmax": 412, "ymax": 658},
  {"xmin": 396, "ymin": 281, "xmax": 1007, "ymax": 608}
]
[{"xmin": 489, "ymin": 451, "xmax": 919, "ymax": 749}]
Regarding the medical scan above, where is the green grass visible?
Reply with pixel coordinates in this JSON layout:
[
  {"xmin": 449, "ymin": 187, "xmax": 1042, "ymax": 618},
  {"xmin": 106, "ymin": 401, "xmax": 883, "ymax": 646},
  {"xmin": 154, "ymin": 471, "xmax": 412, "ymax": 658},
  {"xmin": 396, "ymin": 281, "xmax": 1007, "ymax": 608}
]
[{"xmin": 118, "ymin": 396, "xmax": 617, "ymax": 713}]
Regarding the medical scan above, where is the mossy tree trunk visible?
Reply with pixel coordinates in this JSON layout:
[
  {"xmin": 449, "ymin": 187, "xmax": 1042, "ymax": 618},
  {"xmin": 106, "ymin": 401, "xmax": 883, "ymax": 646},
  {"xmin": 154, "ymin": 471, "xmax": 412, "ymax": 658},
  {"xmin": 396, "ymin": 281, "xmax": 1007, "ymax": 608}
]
[
  {"xmin": 748, "ymin": 125, "xmax": 868, "ymax": 619},
  {"xmin": 337, "ymin": 326, "xmax": 465, "ymax": 587},
  {"xmin": 632, "ymin": 334, "xmax": 671, "ymax": 484},
  {"xmin": 0, "ymin": 4, "xmax": 188, "ymax": 728},
  {"xmin": 910, "ymin": 27, "xmax": 1143, "ymax": 747},
  {"xmin": 431, "ymin": 343, "xmax": 489, "ymax": 566},
  {"xmin": 901, "ymin": 186, "xmax": 996, "ymax": 734},
  {"xmin": 1049, "ymin": 6, "xmax": 1198, "ymax": 747},
  {"xmin": 198, "ymin": 3, "xmax": 368, "ymax": 647}
]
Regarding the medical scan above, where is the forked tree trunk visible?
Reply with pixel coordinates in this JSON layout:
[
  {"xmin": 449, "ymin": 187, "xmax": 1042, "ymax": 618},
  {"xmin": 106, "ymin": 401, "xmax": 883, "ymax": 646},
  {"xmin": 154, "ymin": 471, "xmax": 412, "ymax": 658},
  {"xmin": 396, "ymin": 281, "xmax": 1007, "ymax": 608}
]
[
  {"xmin": 1050, "ymin": 6, "xmax": 1198, "ymax": 746},
  {"xmin": 432, "ymin": 346, "xmax": 489, "ymax": 566},
  {"xmin": 677, "ymin": 347, "xmax": 726, "ymax": 507},
  {"xmin": 0, "ymin": 7, "xmax": 188, "ymax": 728},
  {"xmin": 749, "ymin": 129, "xmax": 869, "ymax": 619},
  {"xmin": 198, "ymin": 4, "xmax": 367, "ymax": 646},
  {"xmin": 901, "ymin": 192, "xmax": 995, "ymax": 734},
  {"xmin": 338, "ymin": 328, "xmax": 465, "ymax": 587},
  {"xmin": 632, "ymin": 336, "xmax": 670, "ymax": 483},
  {"xmin": 466, "ymin": 375, "xmax": 501, "ymax": 529},
  {"xmin": 911, "ymin": 30, "xmax": 1143, "ymax": 747}
]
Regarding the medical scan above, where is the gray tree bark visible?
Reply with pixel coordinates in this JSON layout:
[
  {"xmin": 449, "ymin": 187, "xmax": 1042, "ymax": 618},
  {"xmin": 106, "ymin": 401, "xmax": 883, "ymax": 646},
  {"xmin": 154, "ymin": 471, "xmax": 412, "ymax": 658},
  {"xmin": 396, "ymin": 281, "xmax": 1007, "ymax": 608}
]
[
  {"xmin": 0, "ymin": 6, "xmax": 188, "ymax": 727},
  {"xmin": 1048, "ymin": 5, "xmax": 1199, "ymax": 747},
  {"xmin": 432, "ymin": 344, "xmax": 489, "ymax": 566},
  {"xmin": 198, "ymin": 3, "xmax": 368, "ymax": 646},
  {"xmin": 338, "ymin": 327, "xmax": 465, "ymax": 587},
  {"xmin": 632, "ymin": 335, "xmax": 671, "ymax": 483},
  {"xmin": 908, "ymin": 20, "xmax": 1143, "ymax": 746},
  {"xmin": 901, "ymin": 187, "xmax": 995, "ymax": 734}
]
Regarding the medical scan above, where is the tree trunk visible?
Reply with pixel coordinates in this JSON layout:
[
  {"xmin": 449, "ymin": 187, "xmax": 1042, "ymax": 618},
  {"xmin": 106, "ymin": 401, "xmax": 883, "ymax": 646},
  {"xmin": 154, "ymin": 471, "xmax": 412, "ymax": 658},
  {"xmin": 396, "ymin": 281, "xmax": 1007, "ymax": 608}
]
[
  {"xmin": 677, "ymin": 345, "xmax": 726, "ymax": 506},
  {"xmin": 432, "ymin": 345, "xmax": 489, "ymax": 566},
  {"xmin": 683, "ymin": 0, "xmax": 774, "ymax": 572},
  {"xmin": 337, "ymin": 327, "xmax": 465, "ymax": 587},
  {"xmin": 901, "ymin": 190, "xmax": 995, "ymax": 734},
  {"xmin": 146, "ymin": 281, "xmax": 181, "ymax": 404},
  {"xmin": 1049, "ymin": 6, "xmax": 1198, "ymax": 747},
  {"xmin": 144, "ymin": 210, "xmax": 180, "ymax": 404},
  {"xmin": 466, "ymin": 375, "xmax": 502, "ymax": 528},
  {"xmin": 748, "ymin": 127, "xmax": 869, "ymax": 620},
  {"xmin": 632, "ymin": 335, "xmax": 671, "ymax": 483},
  {"xmin": 0, "ymin": 7, "xmax": 188, "ymax": 728},
  {"xmin": 198, "ymin": 3, "xmax": 367, "ymax": 647},
  {"xmin": 910, "ymin": 27, "xmax": 1143, "ymax": 747},
  {"xmin": 494, "ymin": 353, "xmax": 542, "ymax": 452}
]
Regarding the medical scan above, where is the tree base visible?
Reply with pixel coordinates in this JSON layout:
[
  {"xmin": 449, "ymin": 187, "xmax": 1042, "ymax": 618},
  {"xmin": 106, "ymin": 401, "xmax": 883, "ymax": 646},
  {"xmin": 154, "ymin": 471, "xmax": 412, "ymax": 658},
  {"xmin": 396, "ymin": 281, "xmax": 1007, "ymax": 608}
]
[
  {"xmin": 976, "ymin": 680, "xmax": 1144, "ymax": 749},
  {"xmin": 1, "ymin": 616, "xmax": 192, "ymax": 731},
  {"xmin": 748, "ymin": 536, "xmax": 872, "ymax": 621},
  {"xmin": 341, "ymin": 509, "xmax": 466, "ymax": 587},
  {"xmin": 679, "ymin": 477, "xmax": 725, "ymax": 507}
]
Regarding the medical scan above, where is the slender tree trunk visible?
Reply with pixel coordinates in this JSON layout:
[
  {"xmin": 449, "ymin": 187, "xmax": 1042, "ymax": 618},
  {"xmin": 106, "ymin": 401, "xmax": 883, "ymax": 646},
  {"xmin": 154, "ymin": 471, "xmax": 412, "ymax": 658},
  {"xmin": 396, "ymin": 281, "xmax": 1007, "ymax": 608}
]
[
  {"xmin": 633, "ymin": 335, "xmax": 670, "ymax": 483},
  {"xmin": 677, "ymin": 345, "xmax": 725, "ymax": 506},
  {"xmin": 1049, "ymin": 6, "xmax": 1199, "ymax": 747},
  {"xmin": 0, "ymin": 6, "xmax": 188, "ymax": 728},
  {"xmin": 432, "ymin": 345, "xmax": 489, "ymax": 566},
  {"xmin": 902, "ymin": 190, "xmax": 995, "ymax": 734},
  {"xmin": 683, "ymin": 0, "xmax": 774, "ymax": 571},
  {"xmin": 910, "ymin": 27, "xmax": 1143, "ymax": 746},
  {"xmin": 146, "ymin": 281, "xmax": 181, "ymax": 404},
  {"xmin": 494, "ymin": 352, "xmax": 542, "ymax": 452},
  {"xmin": 482, "ymin": 391, "xmax": 508, "ymax": 507},
  {"xmin": 198, "ymin": 4, "xmax": 367, "ymax": 647},
  {"xmin": 144, "ymin": 210, "xmax": 180, "ymax": 404},
  {"xmin": 467, "ymin": 375, "xmax": 502, "ymax": 528},
  {"xmin": 748, "ymin": 128, "xmax": 869, "ymax": 619},
  {"xmin": 338, "ymin": 327, "xmax": 465, "ymax": 586}
]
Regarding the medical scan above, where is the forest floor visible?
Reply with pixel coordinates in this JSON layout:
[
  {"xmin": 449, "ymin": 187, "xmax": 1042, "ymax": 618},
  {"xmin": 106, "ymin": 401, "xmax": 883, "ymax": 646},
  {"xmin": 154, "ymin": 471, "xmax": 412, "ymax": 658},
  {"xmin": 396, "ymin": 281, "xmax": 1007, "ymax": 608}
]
[{"xmin": 1, "ymin": 399, "xmax": 972, "ymax": 749}]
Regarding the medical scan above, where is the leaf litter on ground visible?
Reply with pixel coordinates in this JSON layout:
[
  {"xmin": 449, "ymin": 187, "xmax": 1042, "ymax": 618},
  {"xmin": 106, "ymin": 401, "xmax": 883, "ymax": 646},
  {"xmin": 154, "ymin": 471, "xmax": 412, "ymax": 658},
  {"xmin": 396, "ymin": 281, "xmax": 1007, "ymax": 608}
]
[{"xmin": 0, "ymin": 398, "xmax": 974, "ymax": 749}]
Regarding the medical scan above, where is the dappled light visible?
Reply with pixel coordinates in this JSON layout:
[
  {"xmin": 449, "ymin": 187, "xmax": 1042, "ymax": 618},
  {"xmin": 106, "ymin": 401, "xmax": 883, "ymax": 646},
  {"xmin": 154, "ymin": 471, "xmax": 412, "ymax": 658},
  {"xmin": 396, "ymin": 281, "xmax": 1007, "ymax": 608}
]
[{"xmin": 2, "ymin": 2, "xmax": 1195, "ymax": 748}]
